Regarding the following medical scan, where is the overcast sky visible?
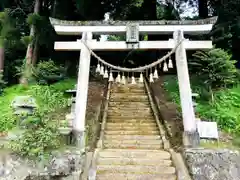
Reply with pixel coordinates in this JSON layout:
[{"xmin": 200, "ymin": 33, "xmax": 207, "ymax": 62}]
[{"xmin": 180, "ymin": 1, "xmax": 197, "ymax": 18}]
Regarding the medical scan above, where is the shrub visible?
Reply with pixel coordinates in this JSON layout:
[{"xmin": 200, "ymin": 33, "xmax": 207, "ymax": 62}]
[
  {"xmin": 6, "ymin": 79, "xmax": 75, "ymax": 158},
  {"xmin": 189, "ymin": 48, "xmax": 238, "ymax": 91},
  {"xmin": 197, "ymin": 86, "xmax": 240, "ymax": 134},
  {"xmin": 34, "ymin": 60, "xmax": 66, "ymax": 85},
  {"xmin": 0, "ymin": 79, "xmax": 75, "ymax": 133},
  {"xmin": 10, "ymin": 111, "xmax": 60, "ymax": 159}
]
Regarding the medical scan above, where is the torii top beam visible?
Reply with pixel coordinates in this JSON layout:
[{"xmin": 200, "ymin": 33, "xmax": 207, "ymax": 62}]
[{"xmin": 49, "ymin": 17, "xmax": 217, "ymax": 36}]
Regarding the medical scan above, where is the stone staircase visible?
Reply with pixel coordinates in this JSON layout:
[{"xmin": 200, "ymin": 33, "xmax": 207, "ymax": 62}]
[{"xmin": 94, "ymin": 83, "xmax": 177, "ymax": 180}]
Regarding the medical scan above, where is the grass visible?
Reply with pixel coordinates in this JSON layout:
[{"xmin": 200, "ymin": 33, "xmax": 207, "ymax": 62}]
[
  {"xmin": 0, "ymin": 78, "xmax": 76, "ymax": 132},
  {"xmin": 163, "ymin": 75, "xmax": 240, "ymax": 148},
  {"xmin": 200, "ymin": 140, "xmax": 237, "ymax": 149}
]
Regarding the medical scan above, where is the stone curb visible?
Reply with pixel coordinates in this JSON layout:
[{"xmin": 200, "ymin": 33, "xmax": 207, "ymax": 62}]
[
  {"xmin": 97, "ymin": 82, "xmax": 111, "ymax": 149},
  {"xmin": 87, "ymin": 148, "xmax": 99, "ymax": 180},
  {"xmin": 169, "ymin": 149, "xmax": 192, "ymax": 180},
  {"xmin": 78, "ymin": 82, "xmax": 109, "ymax": 180},
  {"xmin": 81, "ymin": 152, "xmax": 93, "ymax": 180},
  {"xmin": 144, "ymin": 79, "xmax": 170, "ymax": 150},
  {"xmin": 144, "ymin": 78, "xmax": 192, "ymax": 180},
  {"xmin": 86, "ymin": 82, "xmax": 111, "ymax": 180}
]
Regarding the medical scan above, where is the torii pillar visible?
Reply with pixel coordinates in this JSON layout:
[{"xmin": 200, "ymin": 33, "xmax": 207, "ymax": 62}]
[
  {"xmin": 174, "ymin": 30, "xmax": 200, "ymax": 147},
  {"xmin": 74, "ymin": 32, "xmax": 92, "ymax": 151}
]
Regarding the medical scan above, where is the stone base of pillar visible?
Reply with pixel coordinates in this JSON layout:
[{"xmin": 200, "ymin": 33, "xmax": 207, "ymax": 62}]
[
  {"xmin": 73, "ymin": 130, "xmax": 85, "ymax": 152},
  {"xmin": 183, "ymin": 131, "xmax": 200, "ymax": 148}
]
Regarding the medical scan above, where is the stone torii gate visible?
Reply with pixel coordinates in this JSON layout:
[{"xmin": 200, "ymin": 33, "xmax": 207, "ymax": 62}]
[{"xmin": 50, "ymin": 17, "xmax": 217, "ymax": 149}]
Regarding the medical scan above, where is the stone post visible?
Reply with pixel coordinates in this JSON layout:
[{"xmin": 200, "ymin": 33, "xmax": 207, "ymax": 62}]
[
  {"xmin": 173, "ymin": 30, "xmax": 200, "ymax": 147},
  {"xmin": 74, "ymin": 32, "xmax": 92, "ymax": 151}
]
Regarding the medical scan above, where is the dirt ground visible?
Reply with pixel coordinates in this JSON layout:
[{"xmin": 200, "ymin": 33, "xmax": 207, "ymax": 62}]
[
  {"xmin": 85, "ymin": 80, "xmax": 107, "ymax": 151},
  {"xmin": 150, "ymin": 78, "xmax": 184, "ymax": 150}
]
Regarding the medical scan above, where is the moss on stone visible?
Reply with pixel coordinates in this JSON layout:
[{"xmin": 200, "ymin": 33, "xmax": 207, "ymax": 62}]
[{"xmin": 49, "ymin": 16, "xmax": 218, "ymax": 27}]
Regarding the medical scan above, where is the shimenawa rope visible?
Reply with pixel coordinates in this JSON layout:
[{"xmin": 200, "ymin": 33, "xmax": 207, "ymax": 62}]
[{"xmin": 81, "ymin": 39, "xmax": 184, "ymax": 72}]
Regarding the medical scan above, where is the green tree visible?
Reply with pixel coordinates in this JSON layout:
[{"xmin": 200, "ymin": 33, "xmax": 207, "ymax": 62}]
[
  {"xmin": 21, "ymin": 0, "xmax": 41, "ymax": 85},
  {"xmin": 210, "ymin": 0, "xmax": 240, "ymax": 63},
  {"xmin": 0, "ymin": 9, "xmax": 17, "ymax": 72},
  {"xmin": 190, "ymin": 49, "xmax": 238, "ymax": 92}
]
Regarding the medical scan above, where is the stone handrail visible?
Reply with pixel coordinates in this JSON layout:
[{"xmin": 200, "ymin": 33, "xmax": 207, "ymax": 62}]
[
  {"xmin": 97, "ymin": 82, "xmax": 111, "ymax": 148},
  {"xmin": 87, "ymin": 82, "xmax": 112, "ymax": 180}
]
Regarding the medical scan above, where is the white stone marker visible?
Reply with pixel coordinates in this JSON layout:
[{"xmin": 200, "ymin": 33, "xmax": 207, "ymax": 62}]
[{"xmin": 197, "ymin": 121, "xmax": 219, "ymax": 139}]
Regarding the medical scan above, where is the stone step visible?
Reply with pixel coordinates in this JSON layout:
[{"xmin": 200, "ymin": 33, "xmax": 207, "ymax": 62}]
[
  {"xmin": 107, "ymin": 114, "xmax": 153, "ymax": 119},
  {"xmin": 111, "ymin": 92, "xmax": 146, "ymax": 96},
  {"xmin": 107, "ymin": 110, "xmax": 152, "ymax": 114},
  {"xmin": 98, "ymin": 149, "xmax": 171, "ymax": 159},
  {"xmin": 108, "ymin": 102, "xmax": 150, "ymax": 108},
  {"xmin": 111, "ymin": 89, "xmax": 145, "ymax": 93},
  {"xmin": 96, "ymin": 173, "xmax": 177, "ymax": 180},
  {"xmin": 108, "ymin": 115, "xmax": 154, "ymax": 119},
  {"xmin": 107, "ymin": 111, "xmax": 152, "ymax": 116},
  {"xmin": 110, "ymin": 94, "xmax": 147, "ymax": 98},
  {"xmin": 97, "ymin": 165, "xmax": 176, "ymax": 175},
  {"xmin": 106, "ymin": 122, "xmax": 157, "ymax": 127},
  {"xmin": 109, "ymin": 100, "xmax": 148, "ymax": 104},
  {"xmin": 111, "ymin": 84, "xmax": 144, "ymax": 87},
  {"xmin": 95, "ymin": 83, "xmax": 178, "ymax": 180},
  {"xmin": 108, "ymin": 105, "xmax": 152, "ymax": 113},
  {"xmin": 104, "ymin": 139, "xmax": 162, "ymax": 145},
  {"xmin": 104, "ymin": 130, "xmax": 159, "ymax": 135},
  {"xmin": 107, "ymin": 118, "xmax": 155, "ymax": 123},
  {"xmin": 108, "ymin": 105, "xmax": 150, "ymax": 110},
  {"xmin": 104, "ymin": 135, "xmax": 161, "ymax": 140},
  {"xmin": 112, "ymin": 83, "xmax": 144, "ymax": 86},
  {"xmin": 111, "ymin": 84, "xmax": 144, "ymax": 90},
  {"xmin": 103, "ymin": 142, "xmax": 163, "ymax": 149},
  {"xmin": 108, "ymin": 107, "xmax": 151, "ymax": 112},
  {"xmin": 109, "ymin": 98, "xmax": 148, "ymax": 102},
  {"xmin": 105, "ymin": 125, "xmax": 158, "ymax": 131},
  {"xmin": 97, "ymin": 157, "xmax": 172, "ymax": 166},
  {"xmin": 111, "ymin": 86, "xmax": 144, "ymax": 90},
  {"xmin": 108, "ymin": 107, "xmax": 152, "ymax": 111}
]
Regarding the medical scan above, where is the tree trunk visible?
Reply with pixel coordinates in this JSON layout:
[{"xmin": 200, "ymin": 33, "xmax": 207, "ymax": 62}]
[
  {"xmin": 141, "ymin": 0, "xmax": 158, "ymax": 64},
  {"xmin": 26, "ymin": 0, "xmax": 41, "ymax": 64},
  {"xmin": 198, "ymin": 0, "xmax": 208, "ymax": 18},
  {"xmin": 142, "ymin": 0, "xmax": 157, "ymax": 20},
  {"xmin": 32, "ymin": 0, "xmax": 43, "ymax": 66},
  {"xmin": 26, "ymin": 27, "xmax": 34, "ymax": 65},
  {"xmin": 21, "ymin": 0, "xmax": 41, "ymax": 84},
  {"xmin": 0, "ymin": 47, "xmax": 4, "ymax": 72},
  {"xmin": 51, "ymin": 0, "xmax": 57, "ymax": 17},
  {"xmin": 32, "ymin": 37, "xmax": 39, "ymax": 65}
]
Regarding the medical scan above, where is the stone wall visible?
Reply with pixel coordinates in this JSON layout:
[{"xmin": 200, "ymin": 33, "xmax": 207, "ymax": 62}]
[
  {"xmin": 184, "ymin": 148, "xmax": 240, "ymax": 180},
  {"xmin": 0, "ymin": 149, "xmax": 84, "ymax": 180}
]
